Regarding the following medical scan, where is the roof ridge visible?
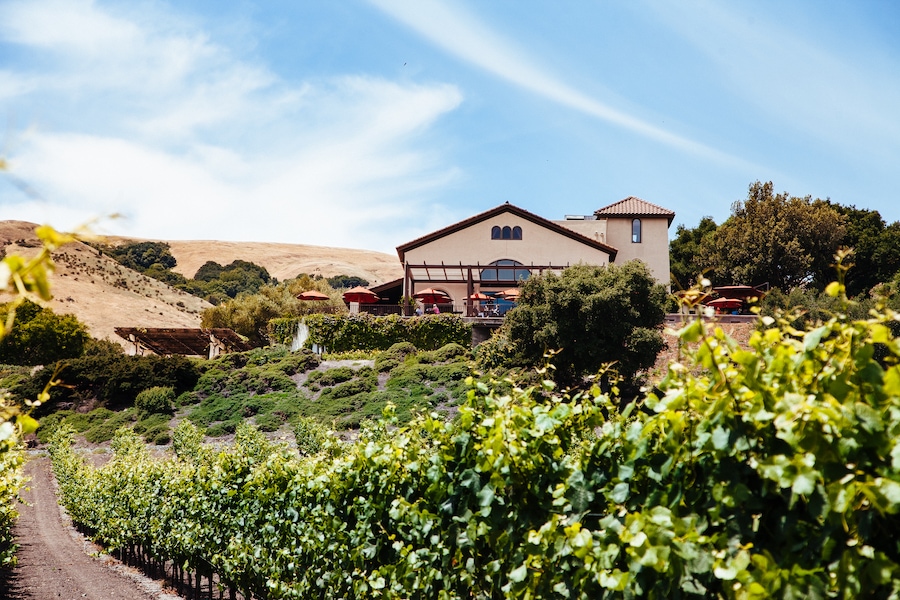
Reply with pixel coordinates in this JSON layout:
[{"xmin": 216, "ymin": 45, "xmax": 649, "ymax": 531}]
[{"xmin": 396, "ymin": 202, "xmax": 618, "ymax": 262}]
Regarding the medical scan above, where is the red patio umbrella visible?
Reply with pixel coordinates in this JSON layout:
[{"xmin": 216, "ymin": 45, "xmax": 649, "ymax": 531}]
[
  {"xmin": 706, "ymin": 297, "xmax": 743, "ymax": 310},
  {"xmin": 297, "ymin": 290, "xmax": 330, "ymax": 301},
  {"xmin": 413, "ymin": 288, "xmax": 451, "ymax": 304},
  {"xmin": 343, "ymin": 286, "xmax": 379, "ymax": 303},
  {"xmin": 467, "ymin": 292, "xmax": 490, "ymax": 301}
]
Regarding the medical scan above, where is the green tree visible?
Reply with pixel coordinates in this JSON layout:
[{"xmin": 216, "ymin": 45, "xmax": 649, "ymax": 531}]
[
  {"xmin": 495, "ymin": 261, "xmax": 667, "ymax": 385},
  {"xmin": 193, "ymin": 260, "xmax": 272, "ymax": 300},
  {"xmin": 0, "ymin": 300, "xmax": 91, "ymax": 365},
  {"xmin": 699, "ymin": 181, "xmax": 846, "ymax": 290},
  {"xmin": 95, "ymin": 241, "xmax": 177, "ymax": 271},
  {"xmin": 669, "ymin": 216, "xmax": 718, "ymax": 290},
  {"xmin": 826, "ymin": 203, "xmax": 900, "ymax": 296},
  {"xmin": 326, "ymin": 274, "xmax": 369, "ymax": 289},
  {"xmin": 202, "ymin": 277, "xmax": 346, "ymax": 345}
]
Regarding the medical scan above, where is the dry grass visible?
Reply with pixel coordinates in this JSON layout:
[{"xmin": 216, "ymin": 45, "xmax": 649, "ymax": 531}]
[{"xmin": 1, "ymin": 220, "xmax": 403, "ymax": 347}]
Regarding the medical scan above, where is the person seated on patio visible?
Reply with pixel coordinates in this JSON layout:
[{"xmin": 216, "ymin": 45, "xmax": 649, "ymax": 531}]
[
  {"xmin": 432, "ymin": 304, "xmax": 440, "ymax": 314},
  {"xmin": 414, "ymin": 306, "xmax": 423, "ymax": 316}
]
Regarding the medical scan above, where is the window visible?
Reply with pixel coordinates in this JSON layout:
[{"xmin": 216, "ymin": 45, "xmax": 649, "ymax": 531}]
[
  {"xmin": 480, "ymin": 259, "xmax": 531, "ymax": 282},
  {"xmin": 490, "ymin": 224, "xmax": 523, "ymax": 240},
  {"xmin": 632, "ymin": 218, "xmax": 642, "ymax": 243}
]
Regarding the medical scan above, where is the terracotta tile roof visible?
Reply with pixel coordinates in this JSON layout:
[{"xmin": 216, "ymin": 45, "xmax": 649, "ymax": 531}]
[
  {"xmin": 594, "ymin": 196, "xmax": 675, "ymax": 224},
  {"xmin": 396, "ymin": 202, "xmax": 618, "ymax": 263}
]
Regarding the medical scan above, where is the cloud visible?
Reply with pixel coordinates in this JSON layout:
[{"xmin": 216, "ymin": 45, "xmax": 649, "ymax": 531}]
[
  {"xmin": 646, "ymin": 1, "xmax": 900, "ymax": 158},
  {"xmin": 0, "ymin": 0, "xmax": 464, "ymax": 253},
  {"xmin": 368, "ymin": 0, "xmax": 758, "ymax": 170}
]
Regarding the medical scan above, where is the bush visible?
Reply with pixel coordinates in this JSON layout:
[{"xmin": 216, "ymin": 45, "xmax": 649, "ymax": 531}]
[
  {"xmin": 172, "ymin": 420, "xmax": 205, "ymax": 460},
  {"xmin": 494, "ymin": 261, "xmax": 666, "ymax": 385},
  {"xmin": 0, "ymin": 300, "xmax": 91, "ymax": 365},
  {"xmin": 18, "ymin": 351, "xmax": 200, "ymax": 410},
  {"xmin": 374, "ymin": 342, "xmax": 417, "ymax": 372},
  {"xmin": 288, "ymin": 313, "xmax": 471, "ymax": 352},
  {"xmin": 293, "ymin": 416, "xmax": 329, "ymax": 456},
  {"xmin": 254, "ymin": 412, "xmax": 284, "ymax": 432},
  {"xmin": 135, "ymin": 386, "xmax": 175, "ymax": 416},
  {"xmin": 320, "ymin": 377, "xmax": 376, "ymax": 400}
]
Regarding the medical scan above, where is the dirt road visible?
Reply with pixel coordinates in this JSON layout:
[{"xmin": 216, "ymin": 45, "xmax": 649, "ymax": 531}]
[{"xmin": 0, "ymin": 456, "xmax": 182, "ymax": 600}]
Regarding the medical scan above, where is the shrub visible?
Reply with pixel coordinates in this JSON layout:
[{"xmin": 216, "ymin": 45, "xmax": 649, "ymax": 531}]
[
  {"xmin": 293, "ymin": 313, "xmax": 470, "ymax": 352},
  {"xmin": 0, "ymin": 299, "xmax": 91, "ymax": 365},
  {"xmin": 374, "ymin": 342, "xmax": 417, "ymax": 372},
  {"xmin": 293, "ymin": 415, "xmax": 329, "ymax": 456},
  {"xmin": 135, "ymin": 386, "xmax": 175, "ymax": 416},
  {"xmin": 320, "ymin": 377, "xmax": 376, "ymax": 400},
  {"xmin": 254, "ymin": 412, "xmax": 284, "ymax": 432},
  {"xmin": 312, "ymin": 367, "xmax": 356, "ymax": 387},
  {"xmin": 495, "ymin": 261, "xmax": 666, "ymax": 385},
  {"xmin": 205, "ymin": 421, "xmax": 238, "ymax": 437},
  {"xmin": 172, "ymin": 420, "xmax": 206, "ymax": 460}
]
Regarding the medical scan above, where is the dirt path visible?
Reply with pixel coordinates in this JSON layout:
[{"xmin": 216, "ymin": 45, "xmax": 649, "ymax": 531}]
[{"xmin": 1, "ymin": 456, "xmax": 182, "ymax": 600}]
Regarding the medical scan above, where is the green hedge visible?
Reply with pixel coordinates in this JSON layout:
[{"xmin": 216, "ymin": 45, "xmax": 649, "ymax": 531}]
[{"xmin": 268, "ymin": 313, "xmax": 471, "ymax": 352}]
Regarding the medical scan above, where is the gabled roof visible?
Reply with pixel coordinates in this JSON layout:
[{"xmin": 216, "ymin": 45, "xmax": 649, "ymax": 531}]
[
  {"xmin": 396, "ymin": 202, "xmax": 618, "ymax": 263},
  {"xmin": 595, "ymin": 196, "xmax": 675, "ymax": 225}
]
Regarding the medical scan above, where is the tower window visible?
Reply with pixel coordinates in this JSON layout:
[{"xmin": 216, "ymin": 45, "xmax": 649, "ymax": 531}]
[{"xmin": 632, "ymin": 219, "xmax": 642, "ymax": 243}]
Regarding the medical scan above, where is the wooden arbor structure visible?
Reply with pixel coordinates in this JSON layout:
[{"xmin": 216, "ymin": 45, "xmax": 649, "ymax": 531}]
[{"xmin": 115, "ymin": 327, "xmax": 252, "ymax": 358}]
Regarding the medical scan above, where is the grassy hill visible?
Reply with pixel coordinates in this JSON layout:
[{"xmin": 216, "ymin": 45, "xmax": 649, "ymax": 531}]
[{"xmin": 0, "ymin": 221, "xmax": 403, "ymax": 346}]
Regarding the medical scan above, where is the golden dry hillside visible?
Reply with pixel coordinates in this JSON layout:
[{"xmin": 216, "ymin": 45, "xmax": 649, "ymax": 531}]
[{"xmin": 1, "ymin": 221, "xmax": 403, "ymax": 346}]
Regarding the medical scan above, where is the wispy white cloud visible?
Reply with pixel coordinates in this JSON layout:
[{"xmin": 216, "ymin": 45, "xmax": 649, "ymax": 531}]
[
  {"xmin": 0, "ymin": 0, "xmax": 464, "ymax": 252},
  {"xmin": 646, "ymin": 1, "xmax": 900, "ymax": 159},
  {"xmin": 368, "ymin": 0, "xmax": 758, "ymax": 170}
]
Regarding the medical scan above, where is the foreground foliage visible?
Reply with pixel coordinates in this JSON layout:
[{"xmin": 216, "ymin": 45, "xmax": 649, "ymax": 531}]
[
  {"xmin": 49, "ymin": 283, "xmax": 900, "ymax": 598},
  {"xmin": 0, "ymin": 223, "xmax": 76, "ymax": 565}
]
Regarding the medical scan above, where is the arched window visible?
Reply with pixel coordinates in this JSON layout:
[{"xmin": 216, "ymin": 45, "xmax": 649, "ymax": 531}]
[
  {"xmin": 491, "ymin": 224, "xmax": 523, "ymax": 240},
  {"xmin": 480, "ymin": 259, "xmax": 531, "ymax": 282},
  {"xmin": 632, "ymin": 218, "xmax": 642, "ymax": 243}
]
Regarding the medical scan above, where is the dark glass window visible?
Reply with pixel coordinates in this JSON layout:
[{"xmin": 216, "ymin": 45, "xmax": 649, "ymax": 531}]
[
  {"xmin": 632, "ymin": 219, "xmax": 642, "ymax": 243},
  {"xmin": 491, "ymin": 224, "xmax": 523, "ymax": 240},
  {"xmin": 481, "ymin": 259, "xmax": 530, "ymax": 282}
]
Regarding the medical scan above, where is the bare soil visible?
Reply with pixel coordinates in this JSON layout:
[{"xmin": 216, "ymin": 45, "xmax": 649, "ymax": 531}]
[{"xmin": 0, "ymin": 456, "xmax": 182, "ymax": 600}]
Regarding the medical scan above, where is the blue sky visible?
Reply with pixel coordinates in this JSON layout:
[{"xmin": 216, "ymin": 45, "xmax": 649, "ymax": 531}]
[{"xmin": 2, "ymin": 0, "xmax": 899, "ymax": 254}]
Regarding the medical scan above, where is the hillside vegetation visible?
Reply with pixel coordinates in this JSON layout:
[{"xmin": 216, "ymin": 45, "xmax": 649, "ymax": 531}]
[{"xmin": 0, "ymin": 220, "xmax": 402, "ymax": 345}]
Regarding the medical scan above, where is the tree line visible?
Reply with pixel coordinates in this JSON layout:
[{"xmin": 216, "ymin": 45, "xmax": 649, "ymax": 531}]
[{"xmin": 670, "ymin": 180, "xmax": 900, "ymax": 297}]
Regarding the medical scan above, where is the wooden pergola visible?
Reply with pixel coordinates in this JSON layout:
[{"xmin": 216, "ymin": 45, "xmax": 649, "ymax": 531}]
[{"xmin": 114, "ymin": 327, "xmax": 252, "ymax": 358}]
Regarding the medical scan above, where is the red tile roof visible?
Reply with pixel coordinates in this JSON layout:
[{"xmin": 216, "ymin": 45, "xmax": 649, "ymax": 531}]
[{"xmin": 594, "ymin": 196, "xmax": 675, "ymax": 224}]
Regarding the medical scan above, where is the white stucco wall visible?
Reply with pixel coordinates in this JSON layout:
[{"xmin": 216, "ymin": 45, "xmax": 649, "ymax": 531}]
[
  {"xmin": 403, "ymin": 211, "xmax": 612, "ymax": 307},
  {"xmin": 603, "ymin": 216, "xmax": 671, "ymax": 285},
  {"xmin": 404, "ymin": 212, "xmax": 611, "ymax": 268}
]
